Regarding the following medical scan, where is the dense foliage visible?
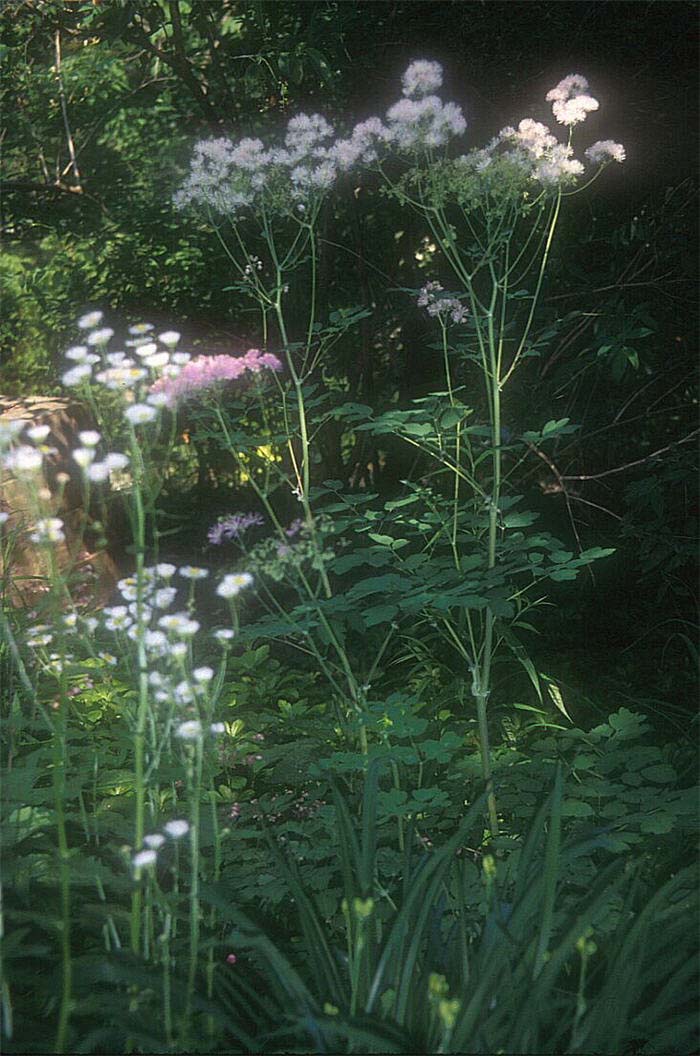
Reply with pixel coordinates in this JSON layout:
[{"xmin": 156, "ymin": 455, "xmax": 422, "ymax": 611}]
[{"xmin": 1, "ymin": 4, "xmax": 697, "ymax": 1055}]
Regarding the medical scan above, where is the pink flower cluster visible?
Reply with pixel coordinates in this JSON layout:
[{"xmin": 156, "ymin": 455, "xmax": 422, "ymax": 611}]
[{"xmin": 150, "ymin": 349, "xmax": 283, "ymax": 407}]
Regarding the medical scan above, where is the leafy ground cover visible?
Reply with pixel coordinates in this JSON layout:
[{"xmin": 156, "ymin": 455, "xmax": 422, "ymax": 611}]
[{"xmin": 1, "ymin": 6, "xmax": 698, "ymax": 1054}]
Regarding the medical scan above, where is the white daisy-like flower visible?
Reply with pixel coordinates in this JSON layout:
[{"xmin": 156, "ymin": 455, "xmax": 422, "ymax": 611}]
[
  {"xmin": 154, "ymin": 587, "xmax": 177, "ymax": 609},
  {"xmin": 63, "ymin": 613, "xmax": 78, "ymax": 629},
  {"xmin": 125, "ymin": 403, "xmax": 158, "ymax": 426},
  {"xmin": 104, "ymin": 452, "xmax": 129, "ymax": 471},
  {"xmin": 144, "ymin": 351, "xmax": 170, "ymax": 370},
  {"xmin": 179, "ymin": 566, "xmax": 209, "ymax": 580},
  {"xmin": 29, "ymin": 518, "xmax": 65, "ymax": 544},
  {"xmin": 0, "ymin": 512, "xmax": 9, "ymax": 526},
  {"xmin": 171, "ymin": 352, "xmax": 191, "ymax": 366},
  {"xmin": 78, "ymin": 310, "xmax": 104, "ymax": 330},
  {"xmin": 174, "ymin": 681, "xmax": 195, "ymax": 704},
  {"xmin": 78, "ymin": 430, "xmax": 101, "ymax": 446},
  {"xmin": 4, "ymin": 445, "xmax": 43, "ymax": 473},
  {"xmin": 156, "ymin": 563, "xmax": 177, "ymax": 579},
  {"xmin": 147, "ymin": 392, "xmax": 170, "ymax": 408},
  {"xmin": 62, "ymin": 364, "xmax": 93, "ymax": 387},
  {"xmin": 164, "ymin": 819, "xmax": 189, "ymax": 838},
  {"xmin": 148, "ymin": 671, "xmax": 166, "ymax": 687},
  {"xmin": 171, "ymin": 642, "xmax": 188, "ymax": 659},
  {"xmin": 133, "ymin": 342, "xmax": 158, "ymax": 359},
  {"xmin": 193, "ymin": 666, "xmax": 214, "ymax": 683},
  {"xmin": 73, "ymin": 447, "xmax": 96, "ymax": 469},
  {"xmin": 133, "ymin": 849, "xmax": 158, "ymax": 869},
  {"xmin": 65, "ymin": 345, "xmax": 89, "ymax": 361},
  {"xmin": 210, "ymin": 722, "xmax": 226, "ymax": 734},
  {"xmin": 105, "ymin": 610, "xmax": 133, "ymax": 632},
  {"xmin": 128, "ymin": 322, "xmax": 154, "ymax": 336},
  {"xmin": 216, "ymin": 572, "xmax": 253, "ymax": 599},
  {"xmin": 82, "ymin": 617, "xmax": 99, "ymax": 634},
  {"xmin": 158, "ymin": 331, "xmax": 181, "ymax": 347},
  {"xmin": 87, "ymin": 461, "xmax": 110, "ymax": 483},
  {"xmin": 214, "ymin": 628, "xmax": 235, "ymax": 643},
  {"xmin": 157, "ymin": 613, "xmax": 200, "ymax": 636},
  {"xmin": 26, "ymin": 425, "xmax": 51, "ymax": 443},
  {"xmin": 87, "ymin": 327, "xmax": 114, "ymax": 346},
  {"xmin": 143, "ymin": 833, "xmax": 165, "ymax": 849},
  {"xmin": 99, "ymin": 651, "xmax": 118, "ymax": 666}
]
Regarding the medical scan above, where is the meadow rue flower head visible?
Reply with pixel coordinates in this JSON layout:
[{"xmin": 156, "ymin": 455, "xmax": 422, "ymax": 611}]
[
  {"xmin": 552, "ymin": 94, "xmax": 599, "ymax": 126},
  {"xmin": 585, "ymin": 139, "xmax": 626, "ymax": 164},
  {"xmin": 150, "ymin": 350, "xmax": 283, "ymax": 408},
  {"xmin": 546, "ymin": 74, "xmax": 598, "ymax": 126},
  {"xmin": 175, "ymin": 720, "xmax": 203, "ymax": 740},
  {"xmin": 546, "ymin": 73, "xmax": 590, "ymax": 104},
  {"xmin": 402, "ymin": 59, "xmax": 444, "ymax": 98},
  {"xmin": 78, "ymin": 310, "xmax": 104, "ymax": 329},
  {"xmin": 208, "ymin": 512, "xmax": 264, "ymax": 545},
  {"xmin": 29, "ymin": 518, "xmax": 65, "ymax": 545},
  {"xmin": 216, "ymin": 572, "xmax": 254, "ymax": 599},
  {"xmin": 384, "ymin": 94, "xmax": 467, "ymax": 151},
  {"xmin": 417, "ymin": 281, "xmax": 468, "ymax": 323},
  {"xmin": 164, "ymin": 819, "xmax": 189, "ymax": 838}
]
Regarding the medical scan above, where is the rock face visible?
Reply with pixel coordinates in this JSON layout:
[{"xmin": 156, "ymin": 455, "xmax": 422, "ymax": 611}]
[{"xmin": 0, "ymin": 396, "xmax": 118, "ymax": 608}]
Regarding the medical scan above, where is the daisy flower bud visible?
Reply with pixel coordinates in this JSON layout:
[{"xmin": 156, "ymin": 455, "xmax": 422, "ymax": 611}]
[
  {"xmin": 164, "ymin": 819, "xmax": 189, "ymax": 838},
  {"xmin": 78, "ymin": 310, "xmax": 104, "ymax": 329},
  {"xmin": 133, "ymin": 849, "xmax": 158, "ymax": 869}
]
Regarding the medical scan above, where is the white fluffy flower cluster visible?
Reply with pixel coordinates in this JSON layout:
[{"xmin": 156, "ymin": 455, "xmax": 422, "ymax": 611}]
[
  {"xmin": 459, "ymin": 68, "xmax": 625, "ymax": 189},
  {"xmin": 174, "ymin": 61, "xmax": 469, "ymax": 217},
  {"xmin": 401, "ymin": 59, "xmax": 444, "ymax": 99},
  {"xmin": 585, "ymin": 139, "xmax": 626, "ymax": 165},
  {"xmin": 546, "ymin": 74, "xmax": 599, "ymax": 126},
  {"xmin": 174, "ymin": 113, "xmax": 341, "ymax": 215}
]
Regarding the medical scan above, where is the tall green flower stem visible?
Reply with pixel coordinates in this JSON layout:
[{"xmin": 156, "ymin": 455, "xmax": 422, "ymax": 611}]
[
  {"xmin": 182, "ymin": 737, "xmax": 203, "ymax": 1043},
  {"xmin": 43, "ymin": 547, "xmax": 73, "ymax": 1054},
  {"xmin": 126, "ymin": 426, "xmax": 154, "ymax": 955},
  {"xmin": 386, "ymin": 169, "xmax": 564, "ymax": 835}
]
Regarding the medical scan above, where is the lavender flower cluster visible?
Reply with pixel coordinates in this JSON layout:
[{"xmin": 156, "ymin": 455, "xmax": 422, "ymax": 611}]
[
  {"xmin": 173, "ymin": 60, "xmax": 467, "ymax": 218},
  {"xmin": 417, "ymin": 281, "xmax": 468, "ymax": 324},
  {"xmin": 174, "ymin": 62, "xmax": 625, "ymax": 220},
  {"xmin": 208, "ymin": 512, "xmax": 264, "ymax": 546}
]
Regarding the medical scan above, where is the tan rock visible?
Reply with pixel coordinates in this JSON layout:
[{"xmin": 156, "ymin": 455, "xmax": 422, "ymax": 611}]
[{"xmin": 0, "ymin": 396, "xmax": 118, "ymax": 608}]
